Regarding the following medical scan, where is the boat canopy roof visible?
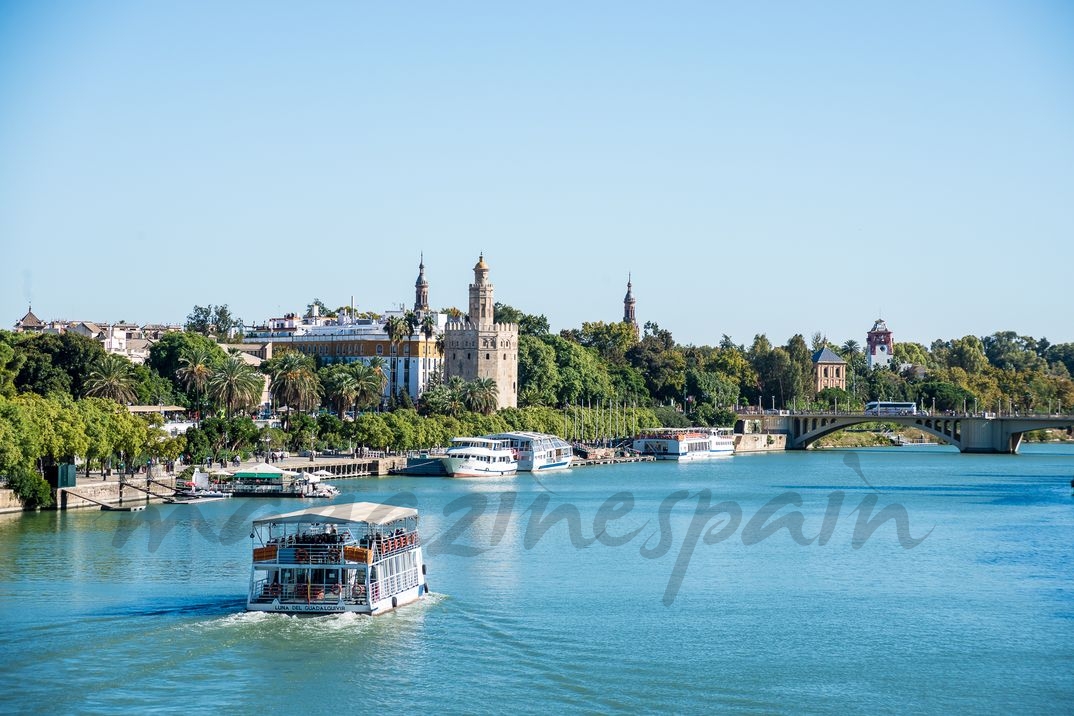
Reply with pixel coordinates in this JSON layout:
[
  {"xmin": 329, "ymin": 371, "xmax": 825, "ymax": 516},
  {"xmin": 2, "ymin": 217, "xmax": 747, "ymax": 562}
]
[
  {"xmin": 254, "ymin": 501, "xmax": 418, "ymax": 527},
  {"xmin": 451, "ymin": 437, "xmax": 507, "ymax": 447}
]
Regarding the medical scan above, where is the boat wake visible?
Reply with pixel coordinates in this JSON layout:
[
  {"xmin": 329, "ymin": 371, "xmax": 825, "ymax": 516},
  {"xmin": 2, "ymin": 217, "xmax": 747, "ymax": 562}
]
[{"xmin": 199, "ymin": 591, "xmax": 448, "ymax": 636}]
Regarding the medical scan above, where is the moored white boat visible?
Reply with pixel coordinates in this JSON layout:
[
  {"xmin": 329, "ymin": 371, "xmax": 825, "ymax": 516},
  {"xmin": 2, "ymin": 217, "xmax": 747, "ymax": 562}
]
[
  {"xmin": 297, "ymin": 473, "xmax": 340, "ymax": 498},
  {"xmin": 440, "ymin": 437, "xmax": 518, "ymax": 477},
  {"xmin": 483, "ymin": 431, "xmax": 574, "ymax": 471},
  {"xmin": 166, "ymin": 469, "xmax": 232, "ymax": 503},
  {"xmin": 633, "ymin": 427, "xmax": 735, "ymax": 461},
  {"xmin": 246, "ymin": 502, "xmax": 428, "ymax": 615}
]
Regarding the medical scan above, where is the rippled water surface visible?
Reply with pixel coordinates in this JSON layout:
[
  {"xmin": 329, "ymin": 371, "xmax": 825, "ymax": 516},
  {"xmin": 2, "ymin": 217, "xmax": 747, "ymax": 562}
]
[{"xmin": 2, "ymin": 445, "xmax": 1072, "ymax": 714}]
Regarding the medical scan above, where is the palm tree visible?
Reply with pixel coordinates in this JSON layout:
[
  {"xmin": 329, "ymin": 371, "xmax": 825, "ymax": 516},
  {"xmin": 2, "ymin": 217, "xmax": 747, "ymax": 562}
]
[
  {"xmin": 421, "ymin": 313, "xmax": 436, "ymax": 340},
  {"xmin": 841, "ymin": 339, "xmax": 860, "ymax": 358},
  {"xmin": 444, "ymin": 376, "xmax": 467, "ymax": 417},
  {"xmin": 462, "ymin": 377, "xmax": 499, "ymax": 415},
  {"xmin": 351, "ymin": 363, "xmax": 386, "ymax": 413},
  {"xmin": 208, "ymin": 353, "xmax": 263, "ymax": 418},
  {"xmin": 383, "ymin": 316, "xmax": 409, "ymax": 402},
  {"xmin": 84, "ymin": 353, "xmax": 138, "ymax": 404},
  {"xmin": 176, "ymin": 345, "xmax": 215, "ymax": 418},
  {"xmin": 364, "ymin": 356, "xmax": 389, "ymax": 409},
  {"xmin": 266, "ymin": 351, "xmax": 321, "ymax": 427},
  {"xmin": 321, "ymin": 364, "xmax": 359, "ymax": 419},
  {"xmin": 403, "ymin": 310, "xmax": 420, "ymax": 338}
]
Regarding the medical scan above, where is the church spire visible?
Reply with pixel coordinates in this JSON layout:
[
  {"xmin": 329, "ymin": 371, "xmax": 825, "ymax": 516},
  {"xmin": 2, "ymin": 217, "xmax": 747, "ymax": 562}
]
[
  {"xmin": 623, "ymin": 273, "xmax": 637, "ymax": 334},
  {"xmin": 414, "ymin": 253, "xmax": 429, "ymax": 312}
]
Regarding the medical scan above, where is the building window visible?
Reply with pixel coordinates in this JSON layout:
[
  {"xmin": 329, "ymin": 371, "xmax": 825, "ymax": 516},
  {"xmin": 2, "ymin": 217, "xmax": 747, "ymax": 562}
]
[
  {"xmin": 486, "ymin": 353, "xmax": 490, "ymax": 360},
  {"xmin": 376, "ymin": 345, "xmax": 383, "ymax": 355}
]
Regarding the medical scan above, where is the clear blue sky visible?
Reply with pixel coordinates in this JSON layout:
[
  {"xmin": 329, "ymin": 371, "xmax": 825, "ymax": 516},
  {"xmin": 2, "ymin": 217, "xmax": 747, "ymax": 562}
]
[{"xmin": 2, "ymin": 1, "xmax": 1072, "ymax": 348}]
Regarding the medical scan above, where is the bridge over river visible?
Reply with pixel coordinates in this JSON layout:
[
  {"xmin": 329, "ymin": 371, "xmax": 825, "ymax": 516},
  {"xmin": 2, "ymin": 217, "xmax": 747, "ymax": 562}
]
[{"xmin": 738, "ymin": 412, "xmax": 1074, "ymax": 454}]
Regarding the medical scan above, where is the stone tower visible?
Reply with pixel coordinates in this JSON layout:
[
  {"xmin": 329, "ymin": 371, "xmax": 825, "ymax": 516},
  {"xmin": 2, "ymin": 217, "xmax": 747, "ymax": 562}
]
[
  {"xmin": 443, "ymin": 254, "xmax": 519, "ymax": 410},
  {"xmin": 414, "ymin": 254, "xmax": 429, "ymax": 312},
  {"xmin": 623, "ymin": 274, "xmax": 637, "ymax": 335},
  {"xmin": 468, "ymin": 253, "xmax": 494, "ymax": 323},
  {"xmin": 867, "ymin": 318, "xmax": 894, "ymax": 370}
]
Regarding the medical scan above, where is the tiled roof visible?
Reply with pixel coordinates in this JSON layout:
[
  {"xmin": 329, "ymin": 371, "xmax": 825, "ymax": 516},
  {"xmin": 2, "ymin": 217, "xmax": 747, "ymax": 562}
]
[
  {"xmin": 812, "ymin": 347, "xmax": 846, "ymax": 364},
  {"xmin": 17, "ymin": 309, "xmax": 43, "ymax": 327}
]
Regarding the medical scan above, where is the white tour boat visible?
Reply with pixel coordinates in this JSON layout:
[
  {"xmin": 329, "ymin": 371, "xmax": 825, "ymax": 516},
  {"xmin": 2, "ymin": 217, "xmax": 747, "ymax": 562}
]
[
  {"xmin": 483, "ymin": 431, "xmax": 574, "ymax": 471},
  {"xmin": 246, "ymin": 502, "xmax": 428, "ymax": 615},
  {"xmin": 296, "ymin": 473, "xmax": 341, "ymax": 498},
  {"xmin": 440, "ymin": 437, "xmax": 518, "ymax": 477},
  {"xmin": 166, "ymin": 469, "xmax": 232, "ymax": 503},
  {"xmin": 633, "ymin": 427, "xmax": 735, "ymax": 461}
]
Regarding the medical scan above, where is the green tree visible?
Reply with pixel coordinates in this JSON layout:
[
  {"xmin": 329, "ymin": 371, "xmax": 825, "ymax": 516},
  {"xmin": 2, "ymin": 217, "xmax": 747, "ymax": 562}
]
[
  {"xmin": 382, "ymin": 315, "xmax": 409, "ymax": 400},
  {"xmin": 517, "ymin": 335, "xmax": 560, "ymax": 406},
  {"xmin": 0, "ymin": 334, "xmax": 25, "ymax": 398},
  {"xmin": 84, "ymin": 353, "xmax": 139, "ymax": 404},
  {"xmin": 321, "ymin": 364, "xmax": 359, "ymax": 418},
  {"xmin": 208, "ymin": 353, "xmax": 263, "ymax": 418},
  {"xmin": 626, "ymin": 323, "xmax": 685, "ymax": 405},
  {"xmin": 785, "ymin": 334, "xmax": 813, "ymax": 403},
  {"xmin": 462, "ymin": 377, "xmax": 499, "ymax": 415},
  {"xmin": 494, "ymin": 303, "xmax": 550, "ymax": 337},
  {"xmin": 13, "ymin": 331, "xmax": 106, "ymax": 398},
  {"xmin": 264, "ymin": 350, "xmax": 320, "ymax": 424},
  {"xmin": 574, "ymin": 321, "xmax": 638, "ymax": 365}
]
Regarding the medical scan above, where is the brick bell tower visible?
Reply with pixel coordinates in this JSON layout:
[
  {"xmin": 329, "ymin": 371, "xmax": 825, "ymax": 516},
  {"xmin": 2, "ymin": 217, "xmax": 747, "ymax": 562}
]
[{"xmin": 867, "ymin": 318, "xmax": 894, "ymax": 369}]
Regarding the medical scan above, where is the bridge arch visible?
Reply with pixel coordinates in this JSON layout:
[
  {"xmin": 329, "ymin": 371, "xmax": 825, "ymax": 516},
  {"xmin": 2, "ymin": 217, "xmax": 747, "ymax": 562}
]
[{"xmin": 789, "ymin": 415, "xmax": 960, "ymax": 450}]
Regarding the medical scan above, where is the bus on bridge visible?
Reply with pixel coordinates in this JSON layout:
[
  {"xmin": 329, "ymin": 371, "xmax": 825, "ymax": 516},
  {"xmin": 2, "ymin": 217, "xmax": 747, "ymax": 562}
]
[{"xmin": 864, "ymin": 401, "xmax": 924, "ymax": 416}]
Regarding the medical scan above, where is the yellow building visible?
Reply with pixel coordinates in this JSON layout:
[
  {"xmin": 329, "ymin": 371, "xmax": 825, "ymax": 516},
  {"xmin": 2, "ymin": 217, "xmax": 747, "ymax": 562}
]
[{"xmin": 812, "ymin": 347, "xmax": 847, "ymax": 392}]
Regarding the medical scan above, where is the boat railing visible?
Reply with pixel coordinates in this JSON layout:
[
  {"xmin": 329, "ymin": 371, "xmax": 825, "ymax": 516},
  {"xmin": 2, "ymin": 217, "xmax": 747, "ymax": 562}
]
[
  {"xmin": 252, "ymin": 577, "xmax": 369, "ymax": 605},
  {"xmin": 373, "ymin": 566, "xmax": 421, "ymax": 601},
  {"xmin": 367, "ymin": 532, "xmax": 420, "ymax": 560},
  {"xmin": 253, "ymin": 535, "xmax": 418, "ymax": 565},
  {"xmin": 255, "ymin": 542, "xmax": 355, "ymax": 564}
]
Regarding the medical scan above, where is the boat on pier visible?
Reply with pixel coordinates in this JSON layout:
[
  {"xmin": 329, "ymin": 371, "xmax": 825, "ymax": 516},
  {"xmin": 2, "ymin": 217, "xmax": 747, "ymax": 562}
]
[{"xmin": 246, "ymin": 502, "xmax": 428, "ymax": 615}]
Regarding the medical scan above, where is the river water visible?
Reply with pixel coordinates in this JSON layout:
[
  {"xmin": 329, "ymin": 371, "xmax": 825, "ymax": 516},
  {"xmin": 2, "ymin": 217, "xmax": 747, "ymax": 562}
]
[{"xmin": 1, "ymin": 445, "xmax": 1072, "ymax": 714}]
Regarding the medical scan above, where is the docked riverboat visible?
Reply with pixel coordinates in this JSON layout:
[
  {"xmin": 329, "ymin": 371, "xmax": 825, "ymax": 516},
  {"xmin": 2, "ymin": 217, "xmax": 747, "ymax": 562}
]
[
  {"xmin": 166, "ymin": 470, "xmax": 232, "ymax": 503},
  {"xmin": 214, "ymin": 462, "xmax": 338, "ymax": 498},
  {"xmin": 483, "ymin": 431, "xmax": 574, "ymax": 471},
  {"xmin": 633, "ymin": 427, "xmax": 735, "ymax": 461},
  {"xmin": 440, "ymin": 437, "xmax": 518, "ymax": 477},
  {"xmin": 246, "ymin": 502, "xmax": 428, "ymax": 615}
]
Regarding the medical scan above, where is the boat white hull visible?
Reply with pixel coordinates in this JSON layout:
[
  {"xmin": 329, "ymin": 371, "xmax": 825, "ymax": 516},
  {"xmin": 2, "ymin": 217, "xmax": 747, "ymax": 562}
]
[
  {"xmin": 441, "ymin": 457, "xmax": 517, "ymax": 477},
  {"xmin": 523, "ymin": 459, "xmax": 573, "ymax": 471},
  {"xmin": 652, "ymin": 448, "xmax": 734, "ymax": 461},
  {"xmin": 246, "ymin": 581, "xmax": 429, "ymax": 615}
]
